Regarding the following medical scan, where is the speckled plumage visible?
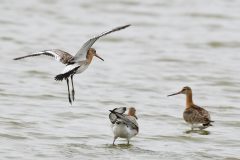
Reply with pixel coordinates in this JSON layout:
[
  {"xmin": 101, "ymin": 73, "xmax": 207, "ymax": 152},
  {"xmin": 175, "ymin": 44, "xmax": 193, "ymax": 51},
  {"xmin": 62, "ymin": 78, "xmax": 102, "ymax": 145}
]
[
  {"xmin": 183, "ymin": 104, "xmax": 212, "ymax": 128},
  {"xmin": 168, "ymin": 86, "xmax": 214, "ymax": 130}
]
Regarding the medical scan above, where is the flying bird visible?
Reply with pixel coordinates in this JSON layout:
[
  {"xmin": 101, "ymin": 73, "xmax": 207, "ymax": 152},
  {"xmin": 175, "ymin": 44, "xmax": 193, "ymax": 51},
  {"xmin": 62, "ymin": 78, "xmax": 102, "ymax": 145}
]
[
  {"xmin": 168, "ymin": 86, "xmax": 214, "ymax": 130},
  {"xmin": 14, "ymin": 24, "xmax": 131, "ymax": 104}
]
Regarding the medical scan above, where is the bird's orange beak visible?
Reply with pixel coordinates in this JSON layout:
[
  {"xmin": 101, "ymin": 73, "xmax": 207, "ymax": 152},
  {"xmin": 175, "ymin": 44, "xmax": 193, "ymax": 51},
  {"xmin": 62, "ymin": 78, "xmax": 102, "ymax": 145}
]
[
  {"xmin": 95, "ymin": 53, "xmax": 104, "ymax": 61},
  {"xmin": 167, "ymin": 91, "xmax": 182, "ymax": 97}
]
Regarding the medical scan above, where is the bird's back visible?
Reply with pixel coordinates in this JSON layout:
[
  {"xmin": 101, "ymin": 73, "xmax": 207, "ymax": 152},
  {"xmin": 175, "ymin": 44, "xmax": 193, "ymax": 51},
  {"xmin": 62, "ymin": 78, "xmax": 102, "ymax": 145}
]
[{"xmin": 183, "ymin": 105, "xmax": 211, "ymax": 125}]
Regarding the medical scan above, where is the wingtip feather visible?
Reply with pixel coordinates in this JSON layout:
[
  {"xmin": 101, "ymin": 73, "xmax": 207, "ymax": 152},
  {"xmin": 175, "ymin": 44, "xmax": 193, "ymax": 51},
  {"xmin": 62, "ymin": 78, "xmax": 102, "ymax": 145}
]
[
  {"xmin": 120, "ymin": 24, "xmax": 131, "ymax": 29},
  {"xmin": 13, "ymin": 57, "xmax": 23, "ymax": 60}
]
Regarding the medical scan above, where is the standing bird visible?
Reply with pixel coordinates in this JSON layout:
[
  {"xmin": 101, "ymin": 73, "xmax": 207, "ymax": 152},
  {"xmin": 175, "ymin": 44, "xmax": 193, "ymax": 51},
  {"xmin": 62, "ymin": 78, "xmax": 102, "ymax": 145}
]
[
  {"xmin": 109, "ymin": 107, "xmax": 139, "ymax": 145},
  {"xmin": 13, "ymin": 24, "xmax": 130, "ymax": 104},
  {"xmin": 168, "ymin": 86, "xmax": 214, "ymax": 130}
]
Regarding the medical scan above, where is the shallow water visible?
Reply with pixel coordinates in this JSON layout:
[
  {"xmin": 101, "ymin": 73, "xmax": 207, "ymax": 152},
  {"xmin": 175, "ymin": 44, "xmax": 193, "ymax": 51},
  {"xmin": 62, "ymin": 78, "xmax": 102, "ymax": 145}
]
[{"xmin": 0, "ymin": 0, "xmax": 240, "ymax": 159}]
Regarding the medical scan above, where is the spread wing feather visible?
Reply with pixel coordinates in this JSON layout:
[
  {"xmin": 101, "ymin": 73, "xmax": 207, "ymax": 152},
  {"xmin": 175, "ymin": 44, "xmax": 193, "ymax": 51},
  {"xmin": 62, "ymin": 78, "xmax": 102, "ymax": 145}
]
[
  {"xmin": 13, "ymin": 49, "xmax": 73, "ymax": 65},
  {"xmin": 71, "ymin": 24, "xmax": 131, "ymax": 62}
]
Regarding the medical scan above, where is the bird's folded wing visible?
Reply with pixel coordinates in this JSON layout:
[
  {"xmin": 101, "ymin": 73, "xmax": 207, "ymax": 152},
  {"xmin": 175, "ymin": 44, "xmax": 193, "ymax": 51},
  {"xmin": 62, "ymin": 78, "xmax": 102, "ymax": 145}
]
[
  {"xmin": 13, "ymin": 49, "xmax": 73, "ymax": 65},
  {"xmin": 186, "ymin": 107, "xmax": 211, "ymax": 124},
  {"xmin": 112, "ymin": 112, "xmax": 138, "ymax": 130},
  {"xmin": 71, "ymin": 24, "xmax": 131, "ymax": 62},
  {"xmin": 126, "ymin": 116, "xmax": 139, "ymax": 130}
]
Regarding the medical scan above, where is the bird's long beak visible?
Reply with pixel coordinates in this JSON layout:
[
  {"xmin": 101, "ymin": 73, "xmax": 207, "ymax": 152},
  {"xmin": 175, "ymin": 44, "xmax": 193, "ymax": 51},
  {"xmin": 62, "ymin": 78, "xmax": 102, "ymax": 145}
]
[
  {"xmin": 134, "ymin": 115, "xmax": 138, "ymax": 119},
  {"xmin": 167, "ymin": 91, "xmax": 182, "ymax": 97},
  {"xmin": 95, "ymin": 53, "xmax": 104, "ymax": 61}
]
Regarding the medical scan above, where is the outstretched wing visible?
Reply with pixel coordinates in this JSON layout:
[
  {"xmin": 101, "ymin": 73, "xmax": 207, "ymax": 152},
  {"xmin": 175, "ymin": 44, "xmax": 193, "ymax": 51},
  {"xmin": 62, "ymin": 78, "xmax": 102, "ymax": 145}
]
[
  {"xmin": 13, "ymin": 49, "xmax": 73, "ymax": 65},
  {"xmin": 71, "ymin": 24, "xmax": 131, "ymax": 62}
]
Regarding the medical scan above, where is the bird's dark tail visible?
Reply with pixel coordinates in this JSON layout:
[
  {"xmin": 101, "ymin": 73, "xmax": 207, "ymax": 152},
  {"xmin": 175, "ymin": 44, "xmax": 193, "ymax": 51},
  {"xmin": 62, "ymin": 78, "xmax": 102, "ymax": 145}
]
[
  {"xmin": 55, "ymin": 66, "xmax": 80, "ymax": 81},
  {"xmin": 203, "ymin": 120, "xmax": 214, "ymax": 126}
]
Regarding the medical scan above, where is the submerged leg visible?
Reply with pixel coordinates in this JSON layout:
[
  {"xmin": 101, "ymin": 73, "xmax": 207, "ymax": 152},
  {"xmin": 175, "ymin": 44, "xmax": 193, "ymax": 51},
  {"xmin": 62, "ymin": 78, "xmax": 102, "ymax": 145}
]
[
  {"xmin": 127, "ymin": 139, "xmax": 130, "ymax": 145},
  {"xmin": 191, "ymin": 124, "xmax": 194, "ymax": 131},
  {"xmin": 66, "ymin": 78, "xmax": 72, "ymax": 104},
  {"xmin": 71, "ymin": 75, "xmax": 75, "ymax": 101},
  {"xmin": 113, "ymin": 137, "xmax": 117, "ymax": 145}
]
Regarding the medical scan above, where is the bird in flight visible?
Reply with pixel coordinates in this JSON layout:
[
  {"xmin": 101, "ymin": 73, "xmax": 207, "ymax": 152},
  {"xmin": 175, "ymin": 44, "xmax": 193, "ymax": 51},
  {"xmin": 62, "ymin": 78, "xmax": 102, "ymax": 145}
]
[{"xmin": 14, "ymin": 24, "xmax": 131, "ymax": 104}]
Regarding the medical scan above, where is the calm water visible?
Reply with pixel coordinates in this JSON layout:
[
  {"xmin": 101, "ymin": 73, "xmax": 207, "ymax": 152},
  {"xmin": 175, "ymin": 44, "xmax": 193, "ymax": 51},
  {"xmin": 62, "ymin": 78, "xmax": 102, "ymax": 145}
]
[{"xmin": 0, "ymin": 0, "xmax": 240, "ymax": 159}]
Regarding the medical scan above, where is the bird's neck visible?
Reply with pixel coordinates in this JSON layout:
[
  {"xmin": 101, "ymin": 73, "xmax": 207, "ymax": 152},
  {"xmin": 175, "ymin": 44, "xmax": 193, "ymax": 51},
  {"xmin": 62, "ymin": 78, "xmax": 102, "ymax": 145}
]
[
  {"xmin": 86, "ymin": 54, "xmax": 94, "ymax": 64},
  {"xmin": 128, "ymin": 113, "xmax": 137, "ymax": 120},
  {"xmin": 186, "ymin": 93, "xmax": 194, "ymax": 108},
  {"xmin": 128, "ymin": 113, "xmax": 133, "ymax": 116}
]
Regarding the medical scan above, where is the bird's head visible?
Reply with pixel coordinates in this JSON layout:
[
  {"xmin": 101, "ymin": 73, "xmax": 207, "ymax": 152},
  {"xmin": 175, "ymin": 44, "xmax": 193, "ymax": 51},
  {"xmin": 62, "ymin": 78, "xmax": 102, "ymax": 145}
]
[
  {"xmin": 128, "ymin": 107, "xmax": 137, "ymax": 119},
  {"xmin": 87, "ymin": 48, "xmax": 104, "ymax": 61},
  {"xmin": 168, "ymin": 86, "xmax": 192, "ymax": 96}
]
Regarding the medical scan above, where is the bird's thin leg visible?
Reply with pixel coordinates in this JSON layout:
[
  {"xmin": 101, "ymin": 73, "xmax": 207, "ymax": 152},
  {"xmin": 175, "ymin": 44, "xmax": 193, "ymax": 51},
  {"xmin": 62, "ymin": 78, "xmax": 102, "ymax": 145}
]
[
  {"xmin": 127, "ymin": 139, "xmax": 130, "ymax": 145},
  {"xmin": 71, "ymin": 75, "xmax": 75, "ymax": 101},
  {"xmin": 66, "ymin": 78, "xmax": 72, "ymax": 104},
  {"xmin": 113, "ymin": 137, "xmax": 117, "ymax": 145}
]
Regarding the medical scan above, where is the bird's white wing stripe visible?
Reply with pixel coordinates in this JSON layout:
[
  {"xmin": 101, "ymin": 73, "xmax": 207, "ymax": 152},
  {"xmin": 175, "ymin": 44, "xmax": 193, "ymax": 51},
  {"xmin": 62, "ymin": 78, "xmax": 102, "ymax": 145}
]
[
  {"xmin": 61, "ymin": 64, "xmax": 80, "ymax": 74},
  {"xmin": 45, "ymin": 50, "xmax": 61, "ymax": 61}
]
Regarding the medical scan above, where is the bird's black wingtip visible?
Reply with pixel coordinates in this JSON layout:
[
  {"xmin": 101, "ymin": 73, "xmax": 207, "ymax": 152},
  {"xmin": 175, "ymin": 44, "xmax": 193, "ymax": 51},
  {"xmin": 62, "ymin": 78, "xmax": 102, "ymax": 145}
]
[
  {"xmin": 13, "ymin": 57, "xmax": 20, "ymax": 60},
  {"xmin": 117, "ymin": 24, "xmax": 131, "ymax": 30},
  {"xmin": 124, "ymin": 24, "xmax": 131, "ymax": 28}
]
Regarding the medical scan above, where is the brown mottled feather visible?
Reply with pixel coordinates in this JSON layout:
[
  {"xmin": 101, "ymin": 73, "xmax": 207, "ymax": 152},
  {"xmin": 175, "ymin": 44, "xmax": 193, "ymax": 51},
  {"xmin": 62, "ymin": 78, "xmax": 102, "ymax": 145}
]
[
  {"xmin": 51, "ymin": 49, "xmax": 73, "ymax": 64},
  {"xmin": 183, "ymin": 104, "xmax": 211, "ymax": 125}
]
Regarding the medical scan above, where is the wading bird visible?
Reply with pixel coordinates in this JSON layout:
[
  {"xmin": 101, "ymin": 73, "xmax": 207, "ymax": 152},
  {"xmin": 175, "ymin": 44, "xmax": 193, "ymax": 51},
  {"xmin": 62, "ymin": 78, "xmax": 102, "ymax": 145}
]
[
  {"xmin": 109, "ymin": 107, "xmax": 139, "ymax": 145},
  {"xmin": 168, "ymin": 86, "xmax": 214, "ymax": 130},
  {"xmin": 14, "ymin": 24, "xmax": 130, "ymax": 104}
]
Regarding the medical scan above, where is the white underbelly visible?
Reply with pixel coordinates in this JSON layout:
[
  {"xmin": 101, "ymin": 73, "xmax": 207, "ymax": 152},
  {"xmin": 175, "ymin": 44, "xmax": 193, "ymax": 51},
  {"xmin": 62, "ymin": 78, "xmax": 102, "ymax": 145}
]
[{"xmin": 112, "ymin": 124, "xmax": 137, "ymax": 139}]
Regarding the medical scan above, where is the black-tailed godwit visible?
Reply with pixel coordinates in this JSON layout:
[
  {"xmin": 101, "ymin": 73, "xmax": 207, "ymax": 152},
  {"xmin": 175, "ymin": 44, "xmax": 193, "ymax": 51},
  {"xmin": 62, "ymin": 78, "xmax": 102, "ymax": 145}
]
[
  {"xmin": 14, "ymin": 24, "xmax": 130, "ymax": 104},
  {"xmin": 109, "ymin": 107, "xmax": 139, "ymax": 145},
  {"xmin": 168, "ymin": 86, "xmax": 214, "ymax": 130}
]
